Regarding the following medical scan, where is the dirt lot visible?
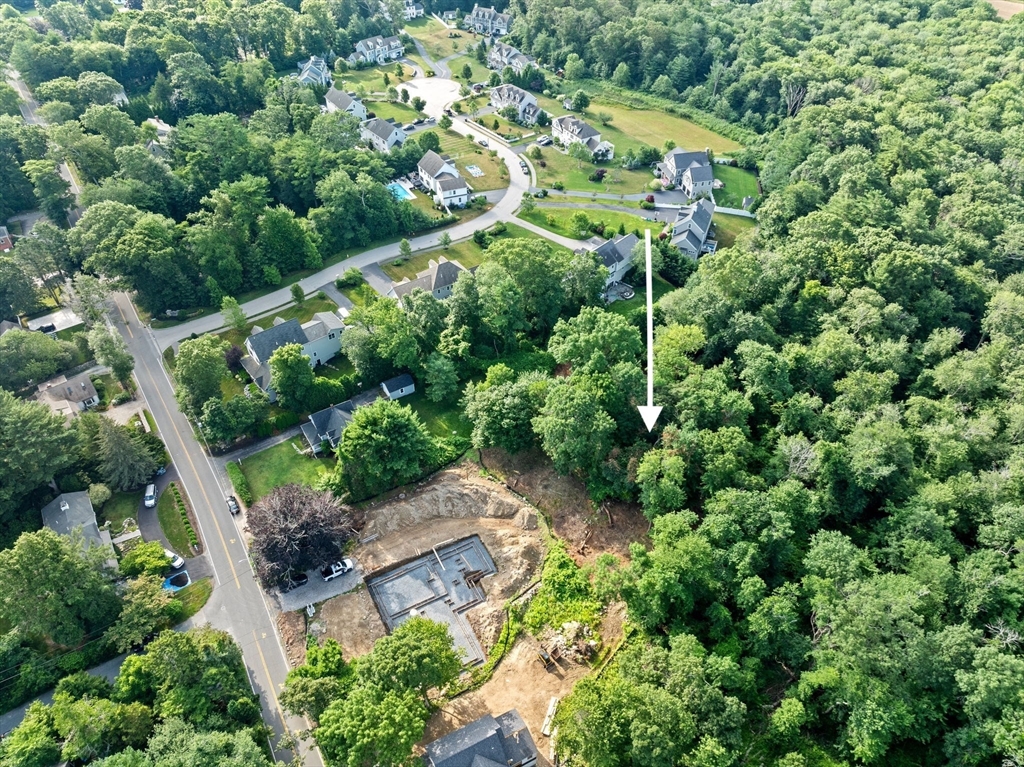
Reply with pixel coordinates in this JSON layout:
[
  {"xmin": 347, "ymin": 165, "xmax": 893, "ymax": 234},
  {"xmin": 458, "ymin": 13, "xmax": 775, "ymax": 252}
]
[
  {"xmin": 479, "ymin": 449, "xmax": 651, "ymax": 566},
  {"xmin": 317, "ymin": 466, "xmax": 545, "ymax": 657}
]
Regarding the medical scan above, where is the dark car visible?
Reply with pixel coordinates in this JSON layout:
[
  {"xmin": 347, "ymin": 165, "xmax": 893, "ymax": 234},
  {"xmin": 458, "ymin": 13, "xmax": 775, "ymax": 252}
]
[
  {"xmin": 227, "ymin": 496, "xmax": 240, "ymax": 515},
  {"xmin": 282, "ymin": 571, "xmax": 309, "ymax": 592}
]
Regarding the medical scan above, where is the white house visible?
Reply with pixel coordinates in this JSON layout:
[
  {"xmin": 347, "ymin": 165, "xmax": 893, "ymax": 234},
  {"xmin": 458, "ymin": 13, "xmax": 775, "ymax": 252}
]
[
  {"xmin": 442, "ymin": 9, "xmax": 458, "ymax": 22},
  {"xmin": 403, "ymin": 0, "xmax": 425, "ymax": 18},
  {"xmin": 551, "ymin": 114, "xmax": 614, "ymax": 160},
  {"xmin": 670, "ymin": 198, "xmax": 717, "ymax": 257},
  {"xmin": 295, "ymin": 55, "xmax": 332, "ymax": 86},
  {"xmin": 490, "ymin": 84, "xmax": 541, "ymax": 125},
  {"xmin": 580, "ymin": 232, "xmax": 638, "ymax": 288},
  {"xmin": 389, "ymin": 256, "xmax": 469, "ymax": 300},
  {"xmin": 241, "ymin": 313, "xmax": 344, "ymax": 402},
  {"xmin": 381, "ymin": 373, "xmax": 415, "ymax": 399},
  {"xmin": 361, "ymin": 117, "xmax": 407, "ymax": 153},
  {"xmin": 465, "ymin": 4, "xmax": 511, "ymax": 35},
  {"xmin": 658, "ymin": 148, "xmax": 714, "ymax": 199},
  {"xmin": 324, "ymin": 86, "xmax": 368, "ymax": 120},
  {"xmin": 37, "ymin": 373, "xmax": 100, "ymax": 419},
  {"xmin": 488, "ymin": 41, "xmax": 535, "ymax": 75},
  {"xmin": 417, "ymin": 150, "xmax": 469, "ymax": 208},
  {"xmin": 349, "ymin": 35, "xmax": 405, "ymax": 65}
]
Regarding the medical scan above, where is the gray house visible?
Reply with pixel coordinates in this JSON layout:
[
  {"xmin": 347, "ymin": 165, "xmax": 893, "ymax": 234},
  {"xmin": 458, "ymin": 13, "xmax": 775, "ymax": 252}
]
[
  {"xmin": 424, "ymin": 710, "xmax": 537, "ymax": 767},
  {"xmin": 581, "ymin": 232, "xmax": 638, "ymax": 287},
  {"xmin": 301, "ymin": 400, "xmax": 357, "ymax": 454},
  {"xmin": 361, "ymin": 117, "xmax": 407, "ymax": 153},
  {"xmin": 41, "ymin": 492, "xmax": 117, "ymax": 568},
  {"xmin": 489, "ymin": 84, "xmax": 541, "ymax": 125},
  {"xmin": 241, "ymin": 313, "xmax": 344, "ymax": 402},
  {"xmin": 295, "ymin": 55, "xmax": 332, "ymax": 86},
  {"xmin": 657, "ymin": 148, "xmax": 714, "ymax": 199},
  {"xmin": 670, "ymin": 198, "xmax": 717, "ymax": 257},
  {"xmin": 487, "ymin": 41, "xmax": 535, "ymax": 75},
  {"xmin": 552, "ymin": 115, "xmax": 614, "ymax": 160},
  {"xmin": 325, "ymin": 87, "xmax": 368, "ymax": 120},
  {"xmin": 388, "ymin": 256, "xmax": 469, "ymax": 300},
  {"xmin": 465, "ymin": 4, "xmax": 511, "ymax": 35},
  {"xmin": 349, "ymin": 35, "xmax": 405, "ymax": 65},
  {"xmin": 381, "ymin": 373, "xmax": 415, "ymax": 399}
]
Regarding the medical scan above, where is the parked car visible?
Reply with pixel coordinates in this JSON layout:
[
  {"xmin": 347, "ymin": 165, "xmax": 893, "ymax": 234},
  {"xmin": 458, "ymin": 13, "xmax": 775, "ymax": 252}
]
[
  {"xmin": 444, "ymin": 108, "xmax": 453, "ymax": 116},
  {"xmin": 477, "ymin": 138, "xmax": 488, "ymax": 147},
  {"xmin": 321, "ymin": 559, "xmax": 354, "ymax": 582},
  {"xmin": 282, "ymin": 571, "xmax": 309, "ymax": 592},
  {"xmin": 413, "ymin": 117, "xmax": 425, "ymax": 125},
  {"xmin": 164, "ymin": 548, "xmax": 184, "ymax": 569},
  {"xmin": 522, "ymin": 165, "xmax": 530, "ymax": 174},
  {"xmin": 425, "ymin": 116, "xmax": 436, "ymax": 123},
  {"xmin": 143, "ymin": 483, "xmax": 156, "ymax": 508},
  {"xmin": 403, "ymin": 123, "xmax": 416, "ymax": 132},
  {"xmin": 537, "ymin": 135, "xmax": 552, "ymax": 146},
  {"xmin": 227, "ymin": 495, "xmax": 240, "ymax": 515}
]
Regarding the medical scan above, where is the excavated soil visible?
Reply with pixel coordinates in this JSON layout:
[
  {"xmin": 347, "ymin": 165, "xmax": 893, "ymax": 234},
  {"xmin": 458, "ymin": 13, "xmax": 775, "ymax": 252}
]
[{"xmin": 318, "ymin": 588, "xmax": 387, "ymax": 661}]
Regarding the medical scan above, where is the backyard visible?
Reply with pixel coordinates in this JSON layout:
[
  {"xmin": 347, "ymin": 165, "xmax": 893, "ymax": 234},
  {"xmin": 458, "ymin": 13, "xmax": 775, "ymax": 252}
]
[
  {"xmin": 99, "ymin": 490, "xmax": 143, "ymax": 534},
  {"xmin": 607, "ymin": 274, "xmax": 676, "ymax": 317},
  {"xmin": 381, "ymin": 222, "xmax": 541, "ymax": 282},
  {"xmin": 714, "ymin": 213, "xmax": 757, "ymax": 249},
  {"xmin": 428, "ymin": 130, "xmax": 509, "ymax": 192},
  {"xmin": 366, "ymin": 99, "xmax": 422, "ymax": 124},
  {"xmin": 238, "ymin": 439, "xmax": 335, "ymax": 500},
  {"xmin": 405, "ymin": 16, "xmax": 471, "ymax": 60},
  {"xmin": 712, "ymin": 164, "xmax": 759, "ymax": 209},
  {"xmin": 402, "ymin": 390, "xmax": 472, "ymax": 439},
  {"xmin": 519, "ymin": 206, "xmax": 654, "ymax": 240},
  {"xmin": 531, "ymin": 146, "xmax": 654, "ymax": 193}
]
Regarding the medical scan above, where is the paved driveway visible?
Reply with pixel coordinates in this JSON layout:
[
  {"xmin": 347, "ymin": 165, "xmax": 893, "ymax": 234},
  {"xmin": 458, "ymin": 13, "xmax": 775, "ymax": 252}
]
[{"xmin": 271, "ymin": 562, "xmax": 364, "ymax": 613}]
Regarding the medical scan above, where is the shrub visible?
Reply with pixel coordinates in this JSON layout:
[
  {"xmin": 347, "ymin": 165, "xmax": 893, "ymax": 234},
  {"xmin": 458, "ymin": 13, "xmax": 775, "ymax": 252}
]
[
  {"xmin": 523, "ymin": 540, "xmax": 601, "ymax": 634},
  {"xmin": 645, "ymin": 194, "xmax": 655, "ymax": 203},
  {"xmin": 112, "ymin": 390, "xmax": 133, "ymax": 406},
  {"xmin": 226, "ymin": 463, "xmax": 253, "ymax": 506},
  {"xmin": 640, "ymin": 200, "xmax": 655, "ymax": 210},
  {"xmin": 335, "ymin": 267, "xmax": 364, "ymax": 289},
  {"xmin": 552, "ymin": 181, "xmax": 564, "ymax": 190},
  {"xmin": 588, "ymin": 168, "xmax": 607, "ymax": 182}
]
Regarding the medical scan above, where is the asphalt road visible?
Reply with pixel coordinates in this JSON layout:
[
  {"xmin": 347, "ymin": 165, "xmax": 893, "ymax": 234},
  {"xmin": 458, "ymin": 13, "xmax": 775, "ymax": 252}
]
[{"xmin": 108, "ymin": 292, "xmax": 321, "ymax": 766}]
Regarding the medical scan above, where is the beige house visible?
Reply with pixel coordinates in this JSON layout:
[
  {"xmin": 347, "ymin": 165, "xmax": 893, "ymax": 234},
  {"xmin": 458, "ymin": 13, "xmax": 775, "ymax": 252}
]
[{"xmin": 37, "ymin": 373, "xmax": 100, "ymax": 419}]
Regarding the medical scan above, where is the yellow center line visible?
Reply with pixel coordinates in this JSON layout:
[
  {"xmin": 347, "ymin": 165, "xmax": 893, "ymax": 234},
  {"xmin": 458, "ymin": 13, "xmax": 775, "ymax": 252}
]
[
  {"xmin": 117, "ymin": 305, "xmax": 133, "ymax": 337},
  {"xmin": 252, "ymin": 629, "xmax": 287, "ymax": 728},
  {"xmin": 139, "ymin": 337, "xmax": 242, "ymax": 589}
]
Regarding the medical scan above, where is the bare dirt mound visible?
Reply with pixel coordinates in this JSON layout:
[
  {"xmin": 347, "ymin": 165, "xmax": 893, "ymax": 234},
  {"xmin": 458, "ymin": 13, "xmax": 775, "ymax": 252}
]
[{"xmin": 318, "ymin": 588, "xmax": 387, "ymax": 661}]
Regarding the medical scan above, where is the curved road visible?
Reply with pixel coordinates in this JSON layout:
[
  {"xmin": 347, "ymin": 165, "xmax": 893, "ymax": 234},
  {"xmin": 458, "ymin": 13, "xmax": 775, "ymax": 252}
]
[{"xmin": 153, "ymin": 76, "xmax": 532, "ymax": 346}]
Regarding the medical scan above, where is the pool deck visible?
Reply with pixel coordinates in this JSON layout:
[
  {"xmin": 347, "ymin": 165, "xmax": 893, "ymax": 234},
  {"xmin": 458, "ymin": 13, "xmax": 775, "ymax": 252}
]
[{"xmin": 387, "ymin": 181, "xmax": 416, "ymax": 201}]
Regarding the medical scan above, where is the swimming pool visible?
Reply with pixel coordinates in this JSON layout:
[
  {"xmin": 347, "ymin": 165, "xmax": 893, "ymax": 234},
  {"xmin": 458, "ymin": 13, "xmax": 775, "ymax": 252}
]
[{"xmin": 387, "ymin": 182, "xmax": 414, "ymax": 201}]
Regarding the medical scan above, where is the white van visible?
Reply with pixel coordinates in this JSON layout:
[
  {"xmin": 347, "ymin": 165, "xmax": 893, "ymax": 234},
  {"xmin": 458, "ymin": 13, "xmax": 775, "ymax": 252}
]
[{"xmin": 143, "ymin": 484, "xmax": 157, "ymax": 508}]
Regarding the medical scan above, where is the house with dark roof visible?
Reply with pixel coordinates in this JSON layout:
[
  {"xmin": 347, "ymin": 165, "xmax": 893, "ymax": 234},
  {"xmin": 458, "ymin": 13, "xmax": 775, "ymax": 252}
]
[
  {"xmin": 552, "ymin": 115, "xmax": 614, "ymax": 161},
  {"xmin": 670, "ymin": 198, "xmax": 717, "ymax": 257},
  {"xmin": 490, "ymin": 84, "xmax": 540, "ymax": 125},
  {"xmin": 465, "ymin": 4, "xmax": 511, "ymax": 35},
  {"xmin": 301, "ymin": 400, "xmax": 356, "ymax": 454},
  {"xmin": 417, "ymin": 150, "xmax": 469, "ymax": 208},
  {"xmin": 388, "ymin": 256, "xmax": 469, "ymax": 300},
  {"xmin": 41, "ymin": 492, "xmax": 117, "ymax": 568},
  {"xmin": 325, "ymin": 86, "xmax": 368, "ymax": 120},
  {"xmin": 0, "ymin": 319, "xmax": 18, "ymax": 338},
  {"xmin": 349, "ymin": 35, "xmax": 405, "ymax": 65},
  {"xmin": 360, "ymin": 117, "xmax": 407, "ymax": 153},
  {"xmin": 241, "ymin": 313, "xmax": 344, "ymax": 402},
  {"xmin": 658, "ymin": 148, "xmax": 714, "ymax": 199},
  {"xmin": 0, "ymin": 225, "xmax": 12, "ymax": 252},
  {"xmin": 36, "ymin": 372, "xmax": 100, "ymax": 418},
  {"xmin": 295, "ymin": 55, "xmax": 332, "ymax": 86},
  {"xmin": 581, "ymin": 232, "xmax": 638, "ymax": 287},
  {"xmin": 381, "ymin": 373, "xmax": 415, "ymax": 399},
  {"xmin": 487, "ymin": 41, "xmax": 535, "ymax": 75},
  {"xmin": 424, "ymin": 710, "xmax": 537, "ymax": 767}
]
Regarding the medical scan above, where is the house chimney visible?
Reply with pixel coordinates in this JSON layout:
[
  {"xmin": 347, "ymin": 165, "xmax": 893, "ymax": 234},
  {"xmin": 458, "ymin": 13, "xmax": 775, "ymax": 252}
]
[{"xmin": 60, "ymin": 500, "xmax": 69, "ymax": 511}]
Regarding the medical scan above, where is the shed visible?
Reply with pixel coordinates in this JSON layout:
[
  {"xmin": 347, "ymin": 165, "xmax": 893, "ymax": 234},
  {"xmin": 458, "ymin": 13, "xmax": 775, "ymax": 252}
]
[{"xmin": 381, "ymin": 374, "xmax": 415, "ymax": 399}]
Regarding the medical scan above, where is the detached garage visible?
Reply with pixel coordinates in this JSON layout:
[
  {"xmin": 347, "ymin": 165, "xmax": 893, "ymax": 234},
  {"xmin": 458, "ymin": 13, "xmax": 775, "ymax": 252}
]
[{"xmin": 381, "ymin": 374, "xmax": 415, "ymax": 400}]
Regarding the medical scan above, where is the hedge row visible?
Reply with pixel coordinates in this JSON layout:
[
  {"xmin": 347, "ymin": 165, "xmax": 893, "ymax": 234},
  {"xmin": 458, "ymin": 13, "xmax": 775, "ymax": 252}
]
[
  {"xmin": 226, "ymin": 463, "xmax": 253, "ymax": 506},
  {"xmin": 170, "ymin": 484, "xmax": 199, "ymax": 549}
]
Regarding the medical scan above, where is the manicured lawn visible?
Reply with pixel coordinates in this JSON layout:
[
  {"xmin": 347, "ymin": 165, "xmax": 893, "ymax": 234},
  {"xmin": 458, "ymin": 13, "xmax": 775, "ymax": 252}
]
[
  {"xmin": 337, "ymin": 63, "xmax": 414, "ymax": 95},
  {"xmin": 366, "ymin": 99, "xmax": 422, "ymax": 124},
  {"xmin": 318, "ymin": 356, "xmax": 356, "ymax": 379},
  {"xmin": 532, "ymin": 145, "xmax": 653, "ymax": 193},
  {"xmin": 382, "ymin": 222, "xmax": 542, "ymax": 281},
  {"xmin": 217, "ymin": 298, "xmax": 338, "ymax": 349},
  {"xmin": 239, "ymin": 439, "xmax": 335, "ymax": 500},
  {"xmin": 403, "ymin": 390, "xmax": 472, "ymax": 438},
  {"xmin": 520, "ymin": 207, "xmax": 656, "ymax": 240},
  {"xmin": 405, "ymin": 53, "xmax": 431, "ymax": 74},
  {"xmin": 430, "ymin": 130, "xmax": 509, "ymax": 192},
  {"xmin": 607, "ymin": 275, "xmax": 676, "ymax": 317},
  {"xmin": 156, "ymin": 486, "xmax": 193, "ymax": 557},
  {"xmin": 405, "ymin": 16, "xmax": 471, "ymax": 60},
  {"xmin": 54, "ymin": 323, "xmax": 84, "ymax": 342},
  {"xmin": 174, "ymin": 578, "xmax": 212, "ymax": 621},
  {"xmin": 99, "ymin": 490, "xmax": 143, "ymax": 534},
  {"xmin": 408, "ymin": 188, "xmax": 439, "ymax": 216},
  {"xmin": 340, "ymin": 283, "xmax": 378, "ymax": 308},
  {"xmin": 221, "ymin": 373, "xmax": 246, "ymax": 400},
  {"xmin": 447, "ymin": 55, "xmax": 490, "ymax": 85},
  {"xmin": 714, "ymin": 213, "xmax": 757, "ymax": 250},
  {"xmin": 713, "ymin": 165, "xmax": 759, "ymax": 209}
]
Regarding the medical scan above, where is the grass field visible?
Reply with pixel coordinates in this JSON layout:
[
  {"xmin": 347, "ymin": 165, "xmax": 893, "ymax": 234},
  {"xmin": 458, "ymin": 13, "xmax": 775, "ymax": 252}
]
[
  {"xmin": 607, "ymin": 274, "xmax": 676, "ymax": 317},
  {"xmin": 403, "ymin": 390, "xmax": 472, "ymax": 438},
  {"xmin": 405, "ymin": 16, "xmax": 472, "ymax": 59},
  {"xmin": 217, "ymin": 298, "xmax": 337, "ymax": 349},
  {"xmin": 428, "ymin": 130, "xmax": 509, "ymax": 191},
  {"xmin": 337, "ymin": 62, "xmax": 414, "ymax": 95},
  {"xmin": 99, "ymin": 491, "xmax": 143, "ymax": 535},
  {"xmin": 521, "ymin": 207, "xmax": 654, "ymax": 240},
  {"xmin": 174, "ymin": 578, "xmax": 212, "ymax": 621},
  {"xmin": 239, "ymin": 439, "xmax": 334, "ymax": 500},
  {"xmin": 532, "ymin": 146, "xmax": 653, "ymax": 193},
  {"xmin": 714, "ymin": 213, "xmax": 757, "ymax": 249},
  {"xmin": 156, "ymin": 486, "xmax": 193, "ymax": 557},
  {"xmin": 405, "ymin": 53, "xmax": 431, "ymax": 74},
  {"xmin": 713, "ymin": 165, "xmax": 759, "ymax": 209},
  {"xmin": 382, "ymin": 221, "xmax": 541, "ymax": 281},
  {"xmin": 366, "ymin": 99, "xmax": 422, "ymax": 124},
  {"xmin": 340, "ymin": 283, "xmax": 378, "ymax": 308},
  {"xmin": 447, "ymin": 55, "xmax": 490, "ymax": 84}
]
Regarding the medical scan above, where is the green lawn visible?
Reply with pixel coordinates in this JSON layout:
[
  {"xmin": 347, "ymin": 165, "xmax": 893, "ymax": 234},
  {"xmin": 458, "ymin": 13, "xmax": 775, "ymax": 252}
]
[
  {"xmin": 714, "ymin": 213, "xmax": 757, "ymax": 250},
  {"xmin": 405, "ymin": 16, "xmax": 471, "ymax": 60},
  {"xmin": 54, "ymin": 323, "xmax": 84, "ymax": 342},
  {"xmin": 337, "ymin": 63, "xmax": 414, "ymax": 95},
  {"xmin": 403, "ymin": 390, "xmax": 472, "ymax": 438},
  {"xmin": 532, "ymin": 146, "xmax": 653, "ymax": 193},
  {"xmin": 239, "ymin": 439, "xmax": 334, "ymax": 500},
  {"xmin": 713, "ymin": 165, "xmax": 759, "ymax": 209},
  {"xmin": 405, "ymin": 53, "xmax": 432, "ymax": 75},
  {"xmin": 429, "ymin": 130, "xmax": 509, "ymax": 192},
  {"xmin": 340, "ymin": 283, "xmax": 378, "ymax": 308},
  {"xmin": 157, "ymin": 485, "xmax": 193, "ymax": 557},
  {"xmin": 447, "ymin": 55, "xmax": 490, "ymax": 85},
  {"xmin": 407, "ymin": 188, "xmax": 439, "ymax": 216},
  {"xmin": 366, "ymin": 100, "xmax": 422, "ymax": 124},
  {"xmin": 607, "ymin": 275, "xmax": 676, "ymax": 317},
  {"xmin": 520, "ymin": 207, "xmax": 656, "ymax": 240},
  {"xmin": 382, "ymin": 222, "xmax": 542, "ymax": 281},
  {"xmin": 221, "ymin": 373, "xmax": 246, "ymax": 401},
  {"xmin": 217, "ymin": 298, "xmax": 338, "ymax": 350},
  {"xmin": 99, "ymin": 491, "xmax": 143, "ymax": 535},
  {"xmin": 318, "ymin": 356, "xmax": 356, "ymax": 379},
  {"xmin": 174, "ymin": 578, "xmax": 212, "ymax": 621}
]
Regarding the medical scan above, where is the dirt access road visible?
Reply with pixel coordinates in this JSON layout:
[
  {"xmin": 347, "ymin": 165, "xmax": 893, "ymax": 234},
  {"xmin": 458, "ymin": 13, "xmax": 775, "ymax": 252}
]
[{"xmin": 989, "ymin": 0, "xmax": 1022, "ymax": 17}]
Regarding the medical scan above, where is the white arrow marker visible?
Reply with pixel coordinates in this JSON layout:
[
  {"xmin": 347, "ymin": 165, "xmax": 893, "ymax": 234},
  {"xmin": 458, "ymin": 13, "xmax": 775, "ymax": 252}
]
[{"xmin": 637, "ymin": 229, "xmax": 663, "ymax": 432}]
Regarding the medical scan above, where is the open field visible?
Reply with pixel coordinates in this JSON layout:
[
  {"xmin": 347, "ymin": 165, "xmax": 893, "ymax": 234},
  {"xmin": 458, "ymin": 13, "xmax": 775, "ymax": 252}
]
[
  {"xmin": 427, "ymin": 129, "xmax": 509, "ymax": 191},
  {"xmin": 989, "ymin": 0, "xmax": 1023, "ymax": 17},
  {"xmin": 239, "ymin": 438, "xmax": 334, "ymax": 500},
  {"xmin": 713, "ymin": 164, "xmax": 759, "ymax": 208},
  {"xmin": 715, "ymin": 213, "xmax": 757, "ymax": 249},
  {"xmin": 447, "ymin": 55, "xmax": 491, "ymax": 84},
  {"xmin": 532, "ymin": 145, "xmax": 653, "ymax": 193},
  {"xmin": 405, "ymin": 16, "xmax": 471, "ymax": 60},
  {"xmin": 365, "ymin": 99, "xmax": 421, "ymax": 124},
  {"xmin": 382, "ymin": 222, "xmax": 539, "ymax": 281},
  {"xmin": 216, "ymin": 297, "xmax": 337, "ymax": 350},
  {"xmin": 336, "ymin": 62, "xmax": 414, "ymax": 94},
  {"xmin": 520, "ymin": 206, "xmax": 654, "ymax": 240}
]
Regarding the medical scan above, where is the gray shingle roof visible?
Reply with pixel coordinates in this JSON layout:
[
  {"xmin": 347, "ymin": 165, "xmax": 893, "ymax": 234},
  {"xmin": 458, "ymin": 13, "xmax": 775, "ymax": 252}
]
[
  {"xmin": 418, "ymin": 150, "xmax": 451, "ymax": 179},
  {"xmin": 437, "ymin": 176, "xmax": 467, "ymax": 192},
  {"xmin": 41, "ymin": 492, "xmax": 107, "ymax": 552},
  {"xmin": 325, "ymin": 86, "xmax": 356, "ymax": 111},
  {"xmin": 490, "ymin": 84, "xmax": 532, "ymax": 105},
  {"xmin": 363, "ymin": 117, "xmax": 400, "ymax": 142},
  {"xmin": 591, "ymin": 232, "xmax": 638, "ymax": 270},
  {"xmin": 382, "ymin": 373, "xmax": 415, "ymax": 393},
  {"xmin": 392, "ymin": 275, "xmax": 433, "ymax": 298},
  {"xmin": 307, "ymin": 400, "xmax": 356, "ymax": 447},
  {"xmin": 687, "ymin": 164, "xmax": 714, "ymax": 183},
  {"xmin": 553, "ymin": 114, "xmax": 599, "ymax": 141},
  {"xmin": 301, "ymin": 312, "xmax": 343, "ymax": 343},
  {"xmin": 246, "ymin": 318, "xmax": 308, "ymax": 363},
  {"xmin": 40, "ymin": 372, "xmax": 98, "ymax": 405},
  {"xmin": 425, "ymin": 710, "xmax": 536, "ymax": 767},
  {"xmin": 667, "ymin": 149, "xmax": 710, "ymax": 172}
]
